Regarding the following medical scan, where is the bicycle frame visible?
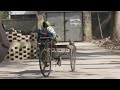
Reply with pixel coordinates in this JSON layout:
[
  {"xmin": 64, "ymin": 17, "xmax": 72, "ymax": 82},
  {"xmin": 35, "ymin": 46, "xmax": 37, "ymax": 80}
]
[{"xmin": 38, "ymin": 37, "xmax": 53, "ymax": 57}]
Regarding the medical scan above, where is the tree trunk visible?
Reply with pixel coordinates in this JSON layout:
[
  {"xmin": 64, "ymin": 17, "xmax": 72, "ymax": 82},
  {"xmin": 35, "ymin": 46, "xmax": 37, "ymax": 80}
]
[
  {"xmin": 36, "ymin": 11, "xmax": 45, "ymax": 28},
  {"xmin": 110, "ymin": 11, "xmax": 115, "ymax": 40},
  {"xmin": 83, "ymin": 11, "xmax": 92, "ymax": 41},
  {"xmin": 113, "ymin": 11, "xmax": 120, "ymax": 41}
]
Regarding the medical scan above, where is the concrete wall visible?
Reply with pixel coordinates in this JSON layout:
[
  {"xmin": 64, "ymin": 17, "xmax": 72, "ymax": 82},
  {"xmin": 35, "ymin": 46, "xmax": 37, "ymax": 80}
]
[{"xmin": 2, "ymin": 19, "xmax": 38, "ymax": 34}]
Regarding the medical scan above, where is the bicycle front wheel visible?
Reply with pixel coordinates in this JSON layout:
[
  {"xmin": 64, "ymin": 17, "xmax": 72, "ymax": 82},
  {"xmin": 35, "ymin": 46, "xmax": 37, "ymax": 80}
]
[{"xmin": 39, "ymin": 49, "xmax": 51, "ymax": 77}]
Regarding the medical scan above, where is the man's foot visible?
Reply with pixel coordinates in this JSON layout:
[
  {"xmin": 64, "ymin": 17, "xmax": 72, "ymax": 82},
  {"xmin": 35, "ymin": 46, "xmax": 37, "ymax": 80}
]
[{"xmin": 43, "ymin": 61, "xmax": 49, "ymax": 67}]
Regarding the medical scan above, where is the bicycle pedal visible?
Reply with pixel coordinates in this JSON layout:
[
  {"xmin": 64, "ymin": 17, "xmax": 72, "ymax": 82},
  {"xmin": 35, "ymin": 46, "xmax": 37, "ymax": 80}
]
[{"xmin": 45, "ymin": 62, "xmax": 49, "ymax": 67}]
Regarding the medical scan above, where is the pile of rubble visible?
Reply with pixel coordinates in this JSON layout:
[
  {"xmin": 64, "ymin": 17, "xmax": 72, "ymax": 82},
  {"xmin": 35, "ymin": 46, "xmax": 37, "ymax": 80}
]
[{"xmin": 91, "ymin": 37, "xmax": 120, "ymax": 50}]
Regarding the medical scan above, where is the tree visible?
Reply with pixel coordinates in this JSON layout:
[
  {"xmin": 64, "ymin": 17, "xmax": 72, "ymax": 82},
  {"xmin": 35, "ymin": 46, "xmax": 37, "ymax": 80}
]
[
  {"xmin": 83, "ymin": 11, "xmax": 92, "ymax": 41},
  {"xmin": 112, "ymin": 11, "xmax": 120, "ymax": 41},
  {"xmin": 36, "ymin": 11, "xmax": 45, "ymax": 28},
  {"xmin": 31, "ymin": 11, "xmax": 45, "ymax": 33},
  {"xmin": 0, "ymin": 11, "xmax": 9, "ymax": 19}
]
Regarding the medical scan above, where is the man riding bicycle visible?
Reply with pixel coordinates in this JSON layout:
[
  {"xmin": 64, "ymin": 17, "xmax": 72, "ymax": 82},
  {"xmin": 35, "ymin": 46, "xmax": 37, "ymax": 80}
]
[
  {"xmin": 37, "ymin": 21, "xmax": 59, "ymax": 44},
  {"xmin": 37, "ymin": 21, "xmax": 61, "ymax": 66}
]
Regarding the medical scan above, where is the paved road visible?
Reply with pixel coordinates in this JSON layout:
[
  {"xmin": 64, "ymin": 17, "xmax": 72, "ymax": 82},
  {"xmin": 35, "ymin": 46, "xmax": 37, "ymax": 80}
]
[{"xmin": 1, "ymin": 42, "xmax": 120, "ymax": 79}]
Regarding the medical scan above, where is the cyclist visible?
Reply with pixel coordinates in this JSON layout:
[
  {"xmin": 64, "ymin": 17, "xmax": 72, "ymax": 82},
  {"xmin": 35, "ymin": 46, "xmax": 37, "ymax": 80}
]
[
  {"xmin": 37, "ymin": 21, "xmax": 61, "ymax": 66},
  {"xmin": 37, "ymin": 21, "xmax": 60, "ymax": 44}
]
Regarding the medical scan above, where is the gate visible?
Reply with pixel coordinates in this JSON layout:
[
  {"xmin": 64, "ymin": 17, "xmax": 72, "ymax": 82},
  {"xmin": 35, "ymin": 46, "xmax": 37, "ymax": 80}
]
[
  {"xmin": 46, "ymin": 12, "xmax": 64, "ymax": 41},
  {"xmin": 46, "ymin": 12, "xmax": 83, "ymax": 41}
]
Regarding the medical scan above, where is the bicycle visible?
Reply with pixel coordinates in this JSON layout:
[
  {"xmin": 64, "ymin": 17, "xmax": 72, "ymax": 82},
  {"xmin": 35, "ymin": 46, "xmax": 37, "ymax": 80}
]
[{"xmin": 38, "ymin": 37, "xmax": 76, "ymax": 77}]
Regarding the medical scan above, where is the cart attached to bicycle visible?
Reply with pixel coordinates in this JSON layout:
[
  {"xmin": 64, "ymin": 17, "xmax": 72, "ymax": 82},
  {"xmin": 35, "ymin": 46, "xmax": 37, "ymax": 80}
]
[{"xmin": 38, "ymin": 37, "xmax": 76, "ymax": 77}]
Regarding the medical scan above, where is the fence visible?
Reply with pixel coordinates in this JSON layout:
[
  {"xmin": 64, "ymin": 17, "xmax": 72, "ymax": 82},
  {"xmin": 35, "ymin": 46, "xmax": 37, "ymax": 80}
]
[{"xmin": 5, "ymin": 31, "xmax": 39, "ymax": 61}]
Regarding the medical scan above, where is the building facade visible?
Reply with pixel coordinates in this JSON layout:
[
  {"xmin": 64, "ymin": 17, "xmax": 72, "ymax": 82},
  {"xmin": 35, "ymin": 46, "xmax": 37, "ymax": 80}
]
[{"xmin": 9, "ymin": 11, "xmax": 37, "ymax": 19}]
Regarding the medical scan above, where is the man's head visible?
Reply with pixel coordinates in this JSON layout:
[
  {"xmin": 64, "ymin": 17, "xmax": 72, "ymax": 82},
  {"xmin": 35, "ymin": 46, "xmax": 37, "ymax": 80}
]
[{"xmin": 43, "ymin": 21, "xmax": 50, "ymax": 28}]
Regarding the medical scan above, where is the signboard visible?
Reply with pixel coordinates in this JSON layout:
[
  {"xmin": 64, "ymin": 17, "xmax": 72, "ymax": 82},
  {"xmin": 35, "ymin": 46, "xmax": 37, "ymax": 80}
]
[{"xmin": 70, "ymin": 19, "xmax": 81, "ymax": 26}]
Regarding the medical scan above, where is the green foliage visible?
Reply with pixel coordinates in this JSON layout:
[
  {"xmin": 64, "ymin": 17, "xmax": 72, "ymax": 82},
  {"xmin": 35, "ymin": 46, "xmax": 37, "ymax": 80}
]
[{"xmin": 0, "ymin": 11, "xmax": 9, "ymax": 19}]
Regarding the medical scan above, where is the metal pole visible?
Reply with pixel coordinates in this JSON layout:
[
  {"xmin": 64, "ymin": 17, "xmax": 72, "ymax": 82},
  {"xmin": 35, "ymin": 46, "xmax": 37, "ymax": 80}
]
[{"xmin": 64, "ymin": 12, "xmax": 66, "ymax": 41}]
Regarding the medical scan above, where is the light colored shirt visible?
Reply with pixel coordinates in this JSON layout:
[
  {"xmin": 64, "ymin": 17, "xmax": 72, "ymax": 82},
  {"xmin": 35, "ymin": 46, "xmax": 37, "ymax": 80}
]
[{"xmin": 47, "ymin": 26, "xmax": 56, "ymax": 38}]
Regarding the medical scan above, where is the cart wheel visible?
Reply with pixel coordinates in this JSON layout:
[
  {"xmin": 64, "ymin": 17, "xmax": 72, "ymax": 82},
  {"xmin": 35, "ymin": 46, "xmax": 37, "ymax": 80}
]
[
  {"xmin": 39, "ymin": 49, "xmax": 51, "ymax": 77},
  {"xmin": 70, "ymin": 45, "xmax": 76, "ymax": 71}
]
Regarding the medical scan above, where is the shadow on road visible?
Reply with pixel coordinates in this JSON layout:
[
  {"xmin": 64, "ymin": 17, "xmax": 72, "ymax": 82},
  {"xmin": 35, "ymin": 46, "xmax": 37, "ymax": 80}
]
[{"xmin": 10, "ymin": 70, "xmax": 41, "ymax": 75}]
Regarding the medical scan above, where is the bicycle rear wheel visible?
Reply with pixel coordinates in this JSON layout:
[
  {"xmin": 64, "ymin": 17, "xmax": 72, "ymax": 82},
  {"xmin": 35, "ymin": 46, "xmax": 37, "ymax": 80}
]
[{"xmin": 39, "ymin": 49, "xmax": 51, "ymax": 77}]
